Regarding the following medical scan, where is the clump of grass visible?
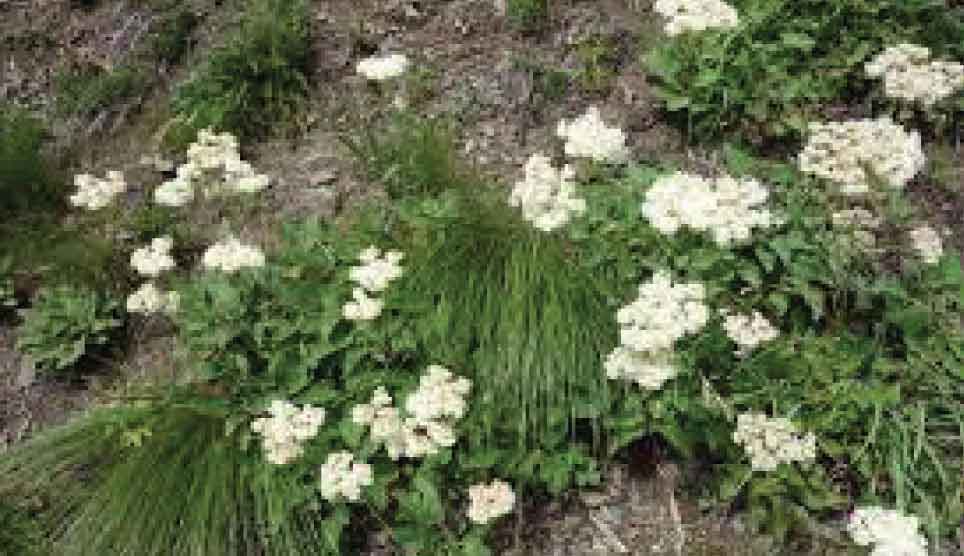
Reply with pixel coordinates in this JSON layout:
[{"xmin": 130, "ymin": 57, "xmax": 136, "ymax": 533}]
[
  {"xmin": 393, "ymin": 191, "xmax": 618, "ymax": 450},
  {"xmin": 149, "ymin": 6, "xmax": 199, "ymax": 65},
  {"xmin": 340, "ymin": 109, "xmax": 472, "ymax": 199},
  {"xmin": 166, "ymin": 0, "xmax": 311, "ymax": 150},
  {"xmin": 0, "ymin": 104, "xmax": 61, "ymax": 216},
  {"xmin": 54, "ymin": 64, "xmax": 149, "ymax": 118},
  {"xmin": 0, "ymin": 403, "xmax": 337, "ymax": 556}
]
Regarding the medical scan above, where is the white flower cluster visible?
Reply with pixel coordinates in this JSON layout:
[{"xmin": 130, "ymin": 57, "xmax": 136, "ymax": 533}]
[
  {"xmin": 154, "ymin": 128, "xmax": 269, "ymax": 207},
  {"xmin": 832, "ymin": 208, "xmax": 880, "ymax": 249},
  {"xmin": 555, "ymin": 106, "xmax": 629, "ymax": 163},
  {"xmin": 344, "ymin": 246, "xmax": 404, "ymax": 321},
  {"xmin": 653, "ymin": 0, "xmax": 739, "ymax": 36},
  {"xmin": 69, "ymin": 170, "xmax": 126, "ymax": 210},
  {"xmin": 130, "ymin": 236, "xmax": 176, "ymax": 277},
  {"xmin": 356, "ymin": 53, "xmax": 410, "ymax": 81},
  {"xmin": 201, "ymin": 237, "xmax": 265, "ymax": 273},
  {"xmin": 641, "ymin": 172, "xmax": 775, "ymax": 246},
  {"xmin": 723, "ymin": 311, "xmax": 779, "ymax": 357},
  {"xmin": 318, "ymin": 451, "xmax": 373, "ymax": 503},
  {"xmin": 798, "ymin": 118, "xmax": 926, "ymax": 195},
  {"xmin": 908, "ymin": 225, "xmax": 943, "ymax": 264},
  {"xmin": 732, "ymin": 412, "xmax": 816, "ymax": 472},
  {"xmin": 617, "ymin": 271, "xmax": 709, "ymax": 353},
  {"xmin": 127, "ymin": 236, "xmax": 179, "ymax": 316},
  {"xmin": 352, "ymin": 366, "xmax": 471, "ymax": 460},
  {"xmin": 509, "ymin": 153, "xmax": 587, "ymax": 232},
  {"xmin": 865, "ymin": 43, "xmax": 964, "ymax": 106},
  {"xmin": 467, "ymin": 479, "xmax": 516, "ymax": 525},
  {"xmin": 605, "ymin": 271, "xmax": 709, "ymax": 390},
  {"xmin": 250, "ymin": 400, "xmax": 326, "ymax": 465},
  {"xmin": 126, "ymin": 281, "xmax": 179, "ymax": 315},
  {"xmin": 604, "ymin": 347, "xmax": 678, "ymax": 391},
  {"xmin": 848, "ymin": 506, "xmax": 928, "ymax": 556}
]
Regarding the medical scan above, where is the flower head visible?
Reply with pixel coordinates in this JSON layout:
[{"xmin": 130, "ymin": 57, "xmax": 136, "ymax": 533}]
[
  {"xmin": 467, "ymin": 479, "xmax": 516, "ymax": 525},
  {"xmin": 556, "ymin": 106, "xmax": 629, "ymax": 163}
]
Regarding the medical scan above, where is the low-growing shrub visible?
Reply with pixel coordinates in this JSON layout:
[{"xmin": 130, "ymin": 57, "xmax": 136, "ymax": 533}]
[
  {"xmin": 646, "ymin": 0, "xmax": 964, "ymax": 147},
  {"xmin": 166, "ymin": 0, "xmax": 311, "ymax": 149},
  {"xmin": 15, "ymin": 284, "xmax": 123, "ymax": 374}
]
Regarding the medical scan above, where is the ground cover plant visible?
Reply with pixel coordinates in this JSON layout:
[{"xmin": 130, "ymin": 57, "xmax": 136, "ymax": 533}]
[
  {"xmin": 646, "ymin": 0, "xmax": 964, "ymax": 147},
  {"xmin": 0, "ymin": 1, "xmax": 962, "ymax": 555}
]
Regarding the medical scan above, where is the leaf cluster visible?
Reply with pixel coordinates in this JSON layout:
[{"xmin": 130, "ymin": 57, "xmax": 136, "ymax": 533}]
[
  {"xmin": 15, "ymin": 284, "xmax": 124, "ymax": 374},
  {"xmin": 646, "ymin": 0, "xmax": 964, "ymax": 147}
]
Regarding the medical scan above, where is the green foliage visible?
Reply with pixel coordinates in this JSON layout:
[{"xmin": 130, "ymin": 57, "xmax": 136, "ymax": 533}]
[
  {"xmin": 506, "ymin": 0, "xmax": 549, "ymax": 33},
  {"xmin": 149, "ymin": 6, "xmax": 199, "ymax": 65},
  {"xmin": 340, "ymin": 109, "xmax": 472, "ymax": 199},
  {"xmin": 54, "ymin": 64, "xmax": 148, "ymax": 117},
  {"xmin": 573, "ymin": 34, "xmax": 618, "ymax": 94},
  {"xmin": 15, "ymin": 284, "xmax": 123, "ymax": 374},
  {"xmin": 565, "ymin": 155, "xmax": 963, "ymax": 542},
  {"xmin": 0, "ymin": 500, "xmax": 42, "ymax": 556},
  {"xmin": 646, "ymin": 0, "xmax": 964, "ymax": 146},
  {"xmin": 0, "ymin": 403, "xmax": 343, "ymax": 556},
  {"xmin": 0, "ymin": 104, "xmax": 61, "ymax": 215},
  {"xmin": 395, "ymin": 191, "xmax": 618, "ymax": 452},
  {"xmin": 167, "ymin": 0, "xmax": 310, "ymax": 149}
]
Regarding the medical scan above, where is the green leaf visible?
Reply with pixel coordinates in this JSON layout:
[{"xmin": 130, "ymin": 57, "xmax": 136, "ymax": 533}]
[{"xmin": 779, "ymin": 32, "xmax": 815, "ymax": 51}]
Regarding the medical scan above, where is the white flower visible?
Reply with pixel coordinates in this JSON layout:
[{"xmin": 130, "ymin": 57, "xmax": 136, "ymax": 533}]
[
  {"xmin": 250, "ymin": 400, "xmax": 326, "ymax": 465},
  {"xmin": 848, "ymin": 506, "xmax": 927, "ymax": 556},
  {"xmin": 604, "ymin": 346, "xmax": 679, "ymax": 390},
  {"xmin": 404, "ymin": 364, "xmax": 471, "ymax": 422},
  {"xmin": 348, "ymin": 246, "xmax": 405, "ymax": 293},
  {"xmin": 157, "ymin": 128, "xmax": 269, "ymax": 203},
  {"xmin": 319, "ymin": 451, "xmax": 373, "ymax": 502},
  {"xmin": 653, "ymin": 0, "xmax": 739, "ymax": 36},
  {"xmin": 641, "ymin": 172, "xmax": 774, "ymax": 246},
  {"xmin": 356, "ymin": 53, "xmax": 410, "ymax": 81},
  {"xmin": 723, "ymin": 311, "xmax": 779, "ymax": 357},
  {"xmin": 342, "ymin": 287, "xmax": 384, "ymax": 321},
  {"xmin": 555, "ymin": 106, "xmax": 629, "ymax": 163},
  {"xmin": 616, "ymin": 271, "xmax": 709, "ymax": 353},
  {"xmin": 509, "ymin": 153, "xmax": 586, "ymax": 232},
  {"xmin": 467, "ymin": 479, "xmax": 516, "ymax": 525},
  {"xmin": 126, "ymin": 282, "xmax": 179, "ymax": 315},
  {"xmin": 130, "ymin": 236, "xmax": 176, "ymax": 277},
  {"xmin": 154, "ymin": 177, "xmax": 194, "ymax": 206},
  {"xmin": 798, "ymin": 118, "xmax": 926, "ymax": 195},
  {"xmin": 732, "ymin": 413, "xmax": 816, "ymax": 472},
  {"xmin": 908, "ymin": 225, "xmax": 943, "ymax": 264},
  {"xmin": 354, "ymin": 367, "xmax": 472, "ymax": 460},
  {"xmin": 832, "ymin": 208, "xmax": 880, "ymax": 249},
  {"xmin": 69, "ymin": 171, "xmax": 126, "ymax": 210},
  {"xmin": 201, "ymin": 238, "xmax": 265, "ymax": 273},
  {"xmin": 866, "ymin": 44, "xmax": 964, "ymax": 106}
]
